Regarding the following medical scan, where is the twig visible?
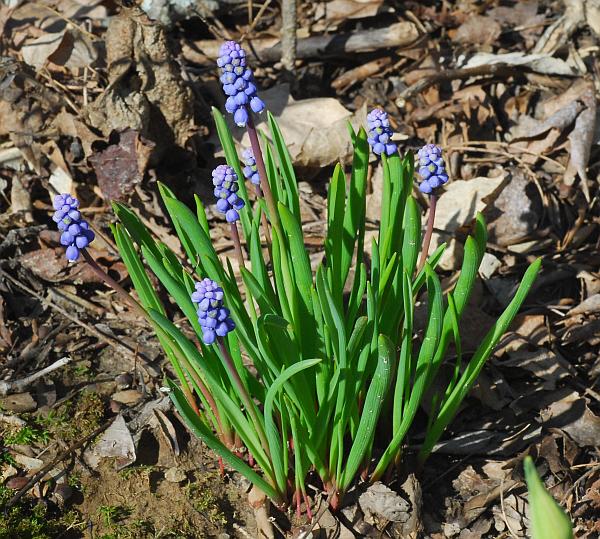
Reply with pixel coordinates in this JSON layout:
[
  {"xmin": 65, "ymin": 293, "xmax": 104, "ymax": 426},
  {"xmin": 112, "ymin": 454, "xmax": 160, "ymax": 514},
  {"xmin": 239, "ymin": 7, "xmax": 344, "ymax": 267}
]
[
  {"xmin": 280, "ymin": 0, "xmax": 297, "ymax": 71},
  {"xmin": 5, "ymin": 418, "xmax": 114, "ymax": 510},
  {"xmin": 0, "ymin": 357, "xmax": 71, "ymax": 397},
  {"xmin": 241, "ymin": 0, "xmax": 274, "ymax": 40},
  {"xmin": 185, "ymin": 22, "xmax": 418, "ymax": 64},
  {"xmin": 400, "ymin": 63, "xmax": 522, "ymax": 101},
  {"xmin": 0, "ymin": 267, "xmax": 158, "ymax": 377}
]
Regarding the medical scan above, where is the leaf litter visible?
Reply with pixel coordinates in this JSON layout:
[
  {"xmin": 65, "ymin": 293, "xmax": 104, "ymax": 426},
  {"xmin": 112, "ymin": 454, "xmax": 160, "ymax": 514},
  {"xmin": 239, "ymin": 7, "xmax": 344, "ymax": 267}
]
[{"xmin": 0, "ymin": 0, "xmax": 600, "ymax": 537}]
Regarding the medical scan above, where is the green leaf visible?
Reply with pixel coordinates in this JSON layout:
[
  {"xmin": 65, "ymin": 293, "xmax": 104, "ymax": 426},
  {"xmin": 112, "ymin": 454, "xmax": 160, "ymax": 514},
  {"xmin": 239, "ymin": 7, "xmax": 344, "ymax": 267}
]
[
  {"xmin": 372, "ymin": 264, "xmax": 443, "ymax": 481},
  {"xmin": 326, "ymin": 164, "xmax": 346, "ymax": 297},
  {"xmin": 212, "ymin": 107, "xmax": 252, "ymax": 238},
  {"xmin": 278, "ymin": 202, "xmax": 315, "ymax": 338},
  {"xmin": 112, "ymin": 224, "xmax": 164, "ymax": 315},
  {"xmin": 524, "ymin": 456, "xmax": 573, "ymax": 539},
  {"xmin": 339, "ymin": 335, "xmax": 394, "ymax": 493},
  {"xmin": 264, "ymin": 359, "xmax": 321, "ymax": 493},
  {"xmin": 112, "ymin": 202, "xmax": 162, "ymax": 260},
  {"xmin": 418, "ymin": 258, "xmax": 541, "ymax": 463},
  {"xmin": 341, "ymin": 128, "xmax": 368, "ymax": 286},
  {"xmin": 401, "ymin": 197, "xmax": 421, "ymax": 277},
  {"xmin": 267, "ymin": 111, "xmax": 300, "ymax": 220}
]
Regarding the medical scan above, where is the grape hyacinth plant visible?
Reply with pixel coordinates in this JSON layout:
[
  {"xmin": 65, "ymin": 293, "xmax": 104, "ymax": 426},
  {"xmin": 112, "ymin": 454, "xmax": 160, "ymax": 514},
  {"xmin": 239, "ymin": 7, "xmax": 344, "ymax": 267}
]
[
  {"xmin": 60, "ymin": 39, "xmax": 541, "ymax": 525},
  {"xmin": 53, "ymin": 194, "xmax": 95, "ymax": 261},
  {"xmin": 367, "ymin": 107, "xmax": 397, "ymax": 157},
  {"xmin": 417, "ymin": 143, "xmax": 449, "ymax": 194},
  {"xmin": 191, "ymin": 278, "xmax": 235, "ymax": 345},
  {"xmin": 218, "ymin": 41, "xmax": 265, "ymax": 127},
  {"xmin": 242, "ymin": 147, "xmax": 260, "ymax": 185},
  {"xmin": 212, "ymin": 164, "xmax": 245, "ymax": 223}
]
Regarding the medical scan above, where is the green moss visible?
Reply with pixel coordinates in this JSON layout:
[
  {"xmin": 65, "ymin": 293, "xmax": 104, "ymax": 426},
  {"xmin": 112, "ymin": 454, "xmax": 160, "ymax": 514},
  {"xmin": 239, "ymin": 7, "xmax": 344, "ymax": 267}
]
[
  {"xmin": 185, "ymin": 482, "xmax": 227, "ymax": 527},
  {"xmin": 0, "ymin": 485, "xmax": 84, "ymax": 539},
  {"xmin": 39, "ymin": 392, "xmax": 104, "ymax": 442}
]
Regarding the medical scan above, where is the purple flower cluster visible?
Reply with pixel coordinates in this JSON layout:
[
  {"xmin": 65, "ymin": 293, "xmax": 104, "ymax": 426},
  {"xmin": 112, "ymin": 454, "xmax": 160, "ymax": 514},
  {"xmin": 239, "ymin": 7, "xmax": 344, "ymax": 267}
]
[
  {"xmin": 417, "ymin": 144, "xmax": 449, "ymax": 194},
  {"xmin": 191, "ymin": 278, "xmax": 235, "ymax": 345},
  {"xmin": 212, "ymin": 165, "xmax": 245, "ymax": 223},
  {"xmin": 52, "ymin": 194, "xmax": 95, "ymax": 261},
  {"xmin": 367, "ymin": 108, "xmax": 397, "ymax": 157},
  {"xmin": 241, "ymin": 148, "xmax": 260, "ymax": 185},
  {"xmin": 217, "ymin": 41, "xmax": 265, "ymax": 127}
]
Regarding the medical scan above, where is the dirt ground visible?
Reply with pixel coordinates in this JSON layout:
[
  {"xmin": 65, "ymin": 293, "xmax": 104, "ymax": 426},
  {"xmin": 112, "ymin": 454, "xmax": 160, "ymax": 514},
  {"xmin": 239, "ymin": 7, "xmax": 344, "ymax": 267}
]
[{"xmin": 1, "ymin": 0, "xmax": 600, "ymax": 537}]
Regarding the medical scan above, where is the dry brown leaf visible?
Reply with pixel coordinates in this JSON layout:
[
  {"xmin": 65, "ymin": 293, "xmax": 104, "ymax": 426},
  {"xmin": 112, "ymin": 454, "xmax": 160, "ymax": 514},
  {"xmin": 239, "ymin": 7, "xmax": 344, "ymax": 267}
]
[
  {"xmin": 359, "ymin": 482, "xmax": 410, "ymax": 524},
  {"xmin": 465, "ymin": 52, "xmax": 577, "ymax": 76},
  {"xmin": 314, "ymin": 0, "xmax": 383, "ymax": 24},
  {"xmin": 488, "ymin": 0, "xmax": 541, "ymax": 27},
  {"xmin": 487, "ymin": 168, "xmax": 541, "ymax": 246},
  {"xmin": 21, "ymin": 29, "xmax": 99, "ymax": 71},
  {"xmin": 568, "ymin": 293, "xmax": 600, "ymax": 315},
  {"xmin": 89, "ymin": 130, "xmax": 155, "ymax": 202},
  {"xmin": 540, "ymin": 392, "xmax": 600, "ymax": 447},
  {"xmin": 85, "ymin": 415, "xmax": 136, "ymax": 471},
  {"xmin": 564, "ymin": 82, "xmax": 596, "ymax": 199},
  {"xmin": 453, "ymin": 16, "xmax": 501, "ymax": 45},
  {"xmin": 239, "ymin": 84, "xmax": 366, "ymax": 169},
  {"xmin": 501, "ymin": 349, "xmax": 571, "ymax": 390},
  {"xmin": 511, "ymin": 101, "xmax": 582, "ymax": 140},
  {"xmin": 85, "ymin": 4, "xmax": 194, "ymax": 153},
  {"xmin": 431, "ymin": 173, "xmax": 508, "ymax": 270}
]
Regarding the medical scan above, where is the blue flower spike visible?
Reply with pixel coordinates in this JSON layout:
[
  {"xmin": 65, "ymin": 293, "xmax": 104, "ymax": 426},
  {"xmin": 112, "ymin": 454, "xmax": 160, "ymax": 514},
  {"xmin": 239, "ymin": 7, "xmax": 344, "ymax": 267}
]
[
  {"xmin": 367, "ymin": 108, "xmax": 397, "ymax": 157},
  {"xmin": 241, "ymin": 148, "xmax": 260, "ymax": 185},
  {"xmin": 52, "ymin": 194, "xmax": 95, "ymax": 261},
  {"xmin": 191, "ymin": 278, "xmax": 235, "ymax": 345},
  {"xmin": 212, "ymin": 164, "xmax": 245, "ymax": 223},
  {"xmin": 217, "ymin": 41, "xmax": 265, "ymax": 127},
  {"xmin": 417, "ymin": 144, "xmax": 449, "ymax": 194}
]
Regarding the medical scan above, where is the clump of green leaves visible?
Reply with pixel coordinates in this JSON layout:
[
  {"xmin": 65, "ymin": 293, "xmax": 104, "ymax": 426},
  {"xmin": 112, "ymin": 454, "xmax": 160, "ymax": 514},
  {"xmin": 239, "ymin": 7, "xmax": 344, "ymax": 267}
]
[{"xmin": 112, "ymin": 109, "xmax": 540, "ymax": 508}]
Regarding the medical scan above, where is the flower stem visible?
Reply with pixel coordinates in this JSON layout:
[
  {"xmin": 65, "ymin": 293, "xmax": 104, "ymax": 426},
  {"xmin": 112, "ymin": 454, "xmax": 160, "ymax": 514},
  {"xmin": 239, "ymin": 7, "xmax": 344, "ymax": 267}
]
[
  {"xmin": 417, "ymin": 194, "xmax": 437, "ymax": 274},
  {"xmin": 246, "ymin": 114, "xmax": 281, "ymax": 233},
  {"xmin": 217, "ymin": 338, "xmax": 272, "ymax": 462},
  {"xmin": 254, "ymin": 183, "xmax": 272, "ymax": 248},
  {"xmin": 82, "ymin": 249, "xmax": 147, "ymax": 319},
  {"xmin": 230, "ymin": 222, "xmax": 245, "ymax": 268},
  {"xmin": 81, "ymin": 250, "xmax": 205, "ymax": 422}
]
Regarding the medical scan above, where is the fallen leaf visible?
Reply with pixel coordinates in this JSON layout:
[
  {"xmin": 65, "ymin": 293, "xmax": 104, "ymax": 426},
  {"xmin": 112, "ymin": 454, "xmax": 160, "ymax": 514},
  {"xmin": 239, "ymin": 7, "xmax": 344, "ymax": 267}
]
[
  {"xmin": 85, "ymin": 415, "xmax": 136, "ymax": 470},
  {"xmin": 237, "ymin": 84, "xmax": 366, "ymax": 169},
  {"xmin": 540, "ymin": 392, "xmax": 600, "ymax": 447},
  {"xmin": 564, "ymin": 82, "xmax": 596, "ymax": 199},
  {"xmin": 488, "ymin": 0, "xmax": 541, "ymax": 27},
  {"xmin": 89, "ymin": 130, "xmax": 155, "ymax": 202},
  {"xmin": 359, "ymin": 482, "xmax": 410, "ymax": 524},
  {"xmin": 314, "ymin": 0, "xmax": 383, "ymax": 24},
  {"xmin": 431, "ymin": 173, "xmax": 508, "ymax": 270},
  {"xmin": 111, "ymin": 389, "xmax": 143, "ymax": 406},
  {"xmin": 0, "ymin": 392, "xmax": 36, "ymax": 413},
  {"xmin": 510, "ymin": 101, "xmax": 582, "ymax": 140},
  {"xmin": 85, "ymin": 5, "xmax": 195, "ymax": 153},
  {"xmin": 486, "ymin": 168, "xmax": 541, "ymax": 246},
  {"xmin": 568, "ymin": 294, "xmax": 600, "ymax": 315},
  {"xmin": 464, "ymin": 52, "xmax": 578, "ymax": 76},
  {"xmin": 21, "ymin": 29, "xmax": 99, "ymax": 71},
  {"xmin": 453, "ymin": 16, "xmax": 501, "ymax": 45},
  {"xmin": 501, "ymin": 349, "xmax": 571, "ymax": 389}
]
